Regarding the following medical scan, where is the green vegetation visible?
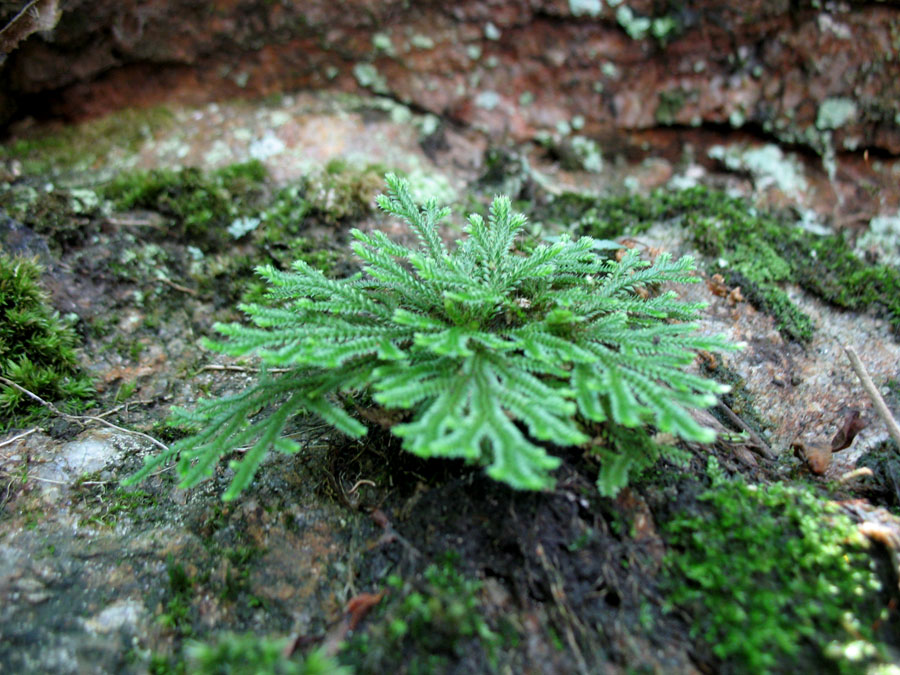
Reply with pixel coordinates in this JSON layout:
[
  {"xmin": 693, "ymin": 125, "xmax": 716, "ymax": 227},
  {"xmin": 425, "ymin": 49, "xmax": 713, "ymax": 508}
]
[
  {"xmin": 0, "ymin": 253, "xmax": 94, "ymax": 427},
  {"xmin": 102, "ymin": 158, "xmax": 381, "ymax": 251},
  {"xmin": 552, "ymin": 186, "xmax": 900, "ymax": 341},
  {"xmin": 0, "ymin": 183, "xmax": 107, "ymax": 252},
  {"xmin": 70, "ymin": 477, "xmax": 162, "ymax": 528},
  {"xmin": 299, "ymin": 158, "xmax": 385, "ymax": 225},
  {"xmin": 126, "ymin": 174, "xmax": 734, "ymax": 500},
  {"xmin": 219, "ymin": 544, "xmax": 263, "ymax": 604},
  {"xmin": 595, "ymin": 421, "xmax": 691, "ymax": 496},
  {"xmin": 664, "ymin": 458, "xmax": 887, "ymax": 673},
  {"xmin": 158, "ymin": 556, "xmax": 196, "ymax": 637},
  {"xmin": 0, "ymin": 106, "xmax": 174, "ymax": 175},
  {"xmin": 187, "ymin": 635, "xmax": 350, "ymax": 675},
  {"xmin": 97, "ymin": 159, "xmax": 370, "ymax": 305},
  {"xmin": 656, "ymin": 89, "xmax": 689, "ymax": 126},
  {"xmin": 342, "ymin": 554, "xmax": 500, "ymax": 673},
  {"xmin": 102, "ymin": 160, "xmax": 268, "ymax": 251}
]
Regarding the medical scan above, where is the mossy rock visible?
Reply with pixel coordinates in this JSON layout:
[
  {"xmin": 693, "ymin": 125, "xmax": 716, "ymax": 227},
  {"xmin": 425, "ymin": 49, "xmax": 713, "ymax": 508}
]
[
  {"xmin": 0, "ymin": 184, "xmax": 107, "ymax": 253},
  {"xmin": 341, "ymin": 553, "xmax": 502, "ymax": 674},
  {"xmin": 552, "ymin": 186, "xmax": 900, "ymax": 342},
  {"xmin": 102, "ymin": 160, "xmax": 269, "ymax": 251},
  {"xmin": 663, "ymin": 459, "xmax": 889, "ymax": 673},
  {"xmin": 0, "ymin": 253, "xmax": 94, "ymax": 427},
  {"xmin": 0, "ymin": 106, "xmax": 175, "ymax": 176}
]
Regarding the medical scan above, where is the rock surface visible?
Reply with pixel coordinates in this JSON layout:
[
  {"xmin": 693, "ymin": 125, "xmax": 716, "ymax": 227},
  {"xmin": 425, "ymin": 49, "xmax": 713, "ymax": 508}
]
[
  {"xmin": 2, "ymin": 3, "xmax": 900, "ymax": 668},
  {"xmin": 2, "ymin": 2, "xmax": 899, "ymax": 161},
  {"xmin": 1, "ymin": 94, "xmax": 899, "ymax": 672}
]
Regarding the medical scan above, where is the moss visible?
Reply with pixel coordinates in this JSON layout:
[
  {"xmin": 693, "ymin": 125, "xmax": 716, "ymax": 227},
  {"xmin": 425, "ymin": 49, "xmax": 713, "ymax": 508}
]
[
  {"xmin": 535, "ymin": 187, "xmax": 693, "ymax": 241},
  {"xmin": 563, "ymin": 186, "xmax": 900, "ymax": 341},
  {"xmin": 101, "ymin": 160, "xmax": 269, "ymax": 251},
  {"xmin": 99, "ymin": 160, "xmax": 364, "ymax": 307},
  {"xmin": 0, "ymin": 106, "xmax": 174, "ymax": 175},
  {"xmin": 158, "ymin": 556, "xmax": 196, "ymax": 637},
  {"xmin": 218, "ymin": 545, "xmax": 263, "ymax": 603},
  {"xmin": 186, "ymin": 635, "xmax": 350, "ymax": 675},
  {"xmin": 73, "ymin": 482, "xmax": 160, "ymax": 528},
  {"xmin": 0, "ymin": 253, "xmax": 94, "ymax": 428},
  {"xmin": 341, "ymin": 553, "xmax": 502, "ymax": 673},
  {"xmin": 663, "ymin": 458, "xmax": 888, "ymax": 673},
  {"xmin": 0, "ymin": 183, "xmax": 107, "ymax": 252},
  {"xmin": 656, "ymin": 89, "xmax": 688, "ymax": 126},
  {"xmin": 306, "ymin": 158, "xmax": 385, "ymax": 224}
]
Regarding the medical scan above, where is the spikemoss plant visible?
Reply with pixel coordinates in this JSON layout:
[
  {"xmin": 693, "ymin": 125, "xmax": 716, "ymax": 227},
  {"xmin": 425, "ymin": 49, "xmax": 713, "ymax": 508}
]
[
  {"xmin": 0, "ymin": 253, "xmax": 94, "ymax": 427},
  {"xmin": 127, "ymin": 174, "xmax": 734, "ymax": 500}
]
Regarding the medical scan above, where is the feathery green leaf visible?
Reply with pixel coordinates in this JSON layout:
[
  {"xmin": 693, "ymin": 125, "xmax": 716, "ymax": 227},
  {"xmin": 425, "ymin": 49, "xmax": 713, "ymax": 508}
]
[{"xmin": 128, "ymin": 174, "xmax": 736, "ymax": 499}]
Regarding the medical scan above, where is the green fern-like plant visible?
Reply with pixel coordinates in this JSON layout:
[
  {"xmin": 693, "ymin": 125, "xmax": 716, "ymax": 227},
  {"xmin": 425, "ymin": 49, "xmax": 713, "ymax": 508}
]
[{"xmin": 126, "ymin": 174, "xmax": 734, "ymax": 500}]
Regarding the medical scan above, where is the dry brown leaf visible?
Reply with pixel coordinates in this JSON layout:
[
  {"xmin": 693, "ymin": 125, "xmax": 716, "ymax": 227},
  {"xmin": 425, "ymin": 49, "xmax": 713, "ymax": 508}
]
[
  {"xmin": 792, "ymin": 441, "xmax": 832, "ymax": 474},
  {"xmin": 355, "ymin": 406, "xmax": 406, "ymax": 429},
  {"xmin": 345, "ymin": 591, "xmax": 385, "ymax": 631},
  {"xmin": 831, "ymin": 409, "xmax": 866, "ymax": 452},
  {"xmin": 731, "ymin": 445, "xmax": 758, "ymax": 468},
  {"xmin": 707, "ymin": 273, "xmax": 729, "ymax": 297}
]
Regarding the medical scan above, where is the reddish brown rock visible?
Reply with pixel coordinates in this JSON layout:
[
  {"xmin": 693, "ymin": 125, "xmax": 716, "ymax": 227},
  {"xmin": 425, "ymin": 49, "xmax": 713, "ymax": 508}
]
[{"xmin": 1, "ymin": 0, "xmax": 897, "ymax": 159}]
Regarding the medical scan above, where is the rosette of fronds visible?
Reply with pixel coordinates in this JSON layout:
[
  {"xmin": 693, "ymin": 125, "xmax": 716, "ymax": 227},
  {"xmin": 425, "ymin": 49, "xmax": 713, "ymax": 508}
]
[{"xmin": 127, "ymin": 174, "xmax": 734, "ymax": 500}]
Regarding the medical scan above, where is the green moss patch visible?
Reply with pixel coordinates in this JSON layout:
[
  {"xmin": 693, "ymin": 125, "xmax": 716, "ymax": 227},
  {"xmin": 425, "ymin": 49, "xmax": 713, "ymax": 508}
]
[
  {"xmin": 0, "ymin": 254, "xmax": 94, "ymax": 428},
  {"xmin": 548, "ymin": 186, "xmax": 900, "ymax": 341},
  {"xmin": 93, "ymin": 160, "xmax": 375, "ymax": 310},
  {"xmin": 102, "ymin": 160, "xmax": 269, "ymax": 251},
  {"xmin": 663, "ymin": 459, "xmax": 888, "ymax": 672},
  {"xmin": 342, "ymin": 553, "xmax": 502, "ymax": 673},
  {"xmin": 0, "ymin": 183, "xmax": 107, "ymax": 252},
  {"xmin": 186, "ymin": 634, "xmax": 349, "ymax": 675},
  {"xmin": 0, "ymin": 106, "xmax": 175, "ymax": 175}
]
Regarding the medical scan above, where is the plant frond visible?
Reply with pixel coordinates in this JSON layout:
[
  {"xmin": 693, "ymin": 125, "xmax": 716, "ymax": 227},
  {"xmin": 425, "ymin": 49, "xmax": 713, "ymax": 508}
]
[{"xmin": 128, "ymin": 174, "xmax": 736, "ymax": 500}]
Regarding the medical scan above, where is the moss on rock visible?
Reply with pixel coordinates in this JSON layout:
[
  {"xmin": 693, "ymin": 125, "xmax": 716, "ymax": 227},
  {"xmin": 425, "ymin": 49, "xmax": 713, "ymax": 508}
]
[
  {"xmin": 663, "ymin": 459, "xmax": 889, "ymax": 672},
  {"xmin": 552, "ymin": 186, "xmax": 900, "ymax": 342},
  {"xmin": 102, "ymin": 160, "xmax": 269, "ymax": 251},
  {"xmin": 0, "ymin": 253, "xmax": 94, "ymax": 427}
]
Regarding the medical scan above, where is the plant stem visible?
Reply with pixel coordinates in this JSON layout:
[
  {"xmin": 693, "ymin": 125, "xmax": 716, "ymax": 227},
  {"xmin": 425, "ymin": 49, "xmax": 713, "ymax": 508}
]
[{"xmin": 844, "ymin": 346, "xmax": 900, "ymax": 451}]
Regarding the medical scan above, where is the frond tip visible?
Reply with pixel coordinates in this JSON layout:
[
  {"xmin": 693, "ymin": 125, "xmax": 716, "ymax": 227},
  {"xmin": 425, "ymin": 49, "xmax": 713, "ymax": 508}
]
[{"xmin": 127, "ymin": 174, "xmax": 737, "ymax": 499}]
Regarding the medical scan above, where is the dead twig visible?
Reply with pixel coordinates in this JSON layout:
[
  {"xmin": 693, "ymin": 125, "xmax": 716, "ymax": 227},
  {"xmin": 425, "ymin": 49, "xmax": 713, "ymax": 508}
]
[
  {"xmin": 837, "ymin": 467, "xmax": 875, "ymax": 484},
  {"xmin": 844, "ymin": 346, "xmax": 900, "ymax": 451},
  {"xmin": 347, "ymin": 479, "xmax": 376, "ymax": 496},
  {"xmin": 105, "ymin": 216, "xmax": 161, "ymax": 228},
  {"xmin": 196, "ymin": 364, "xmax": 291, "ymax": 375},
  {"xmin": 159, "ymin": 277, "xmax": 199, "ymax": 296},
  {"xmin": 0, "ymin": 427, "xmax": 38, "ymax": 451},
  {"xmin": 0, "ymin": 375, "xmax": 169, "ymax": 452},
  {"xmin": 24, "ymin": 475, "xmax": 68, "ymax": 486},
  {"xmin": 716, "ymin": 400, "xmax": 776, "ymax": 459},
  {"xmin": 94, "ymin": 400, "xmax": 155, "ymax": 419}
]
